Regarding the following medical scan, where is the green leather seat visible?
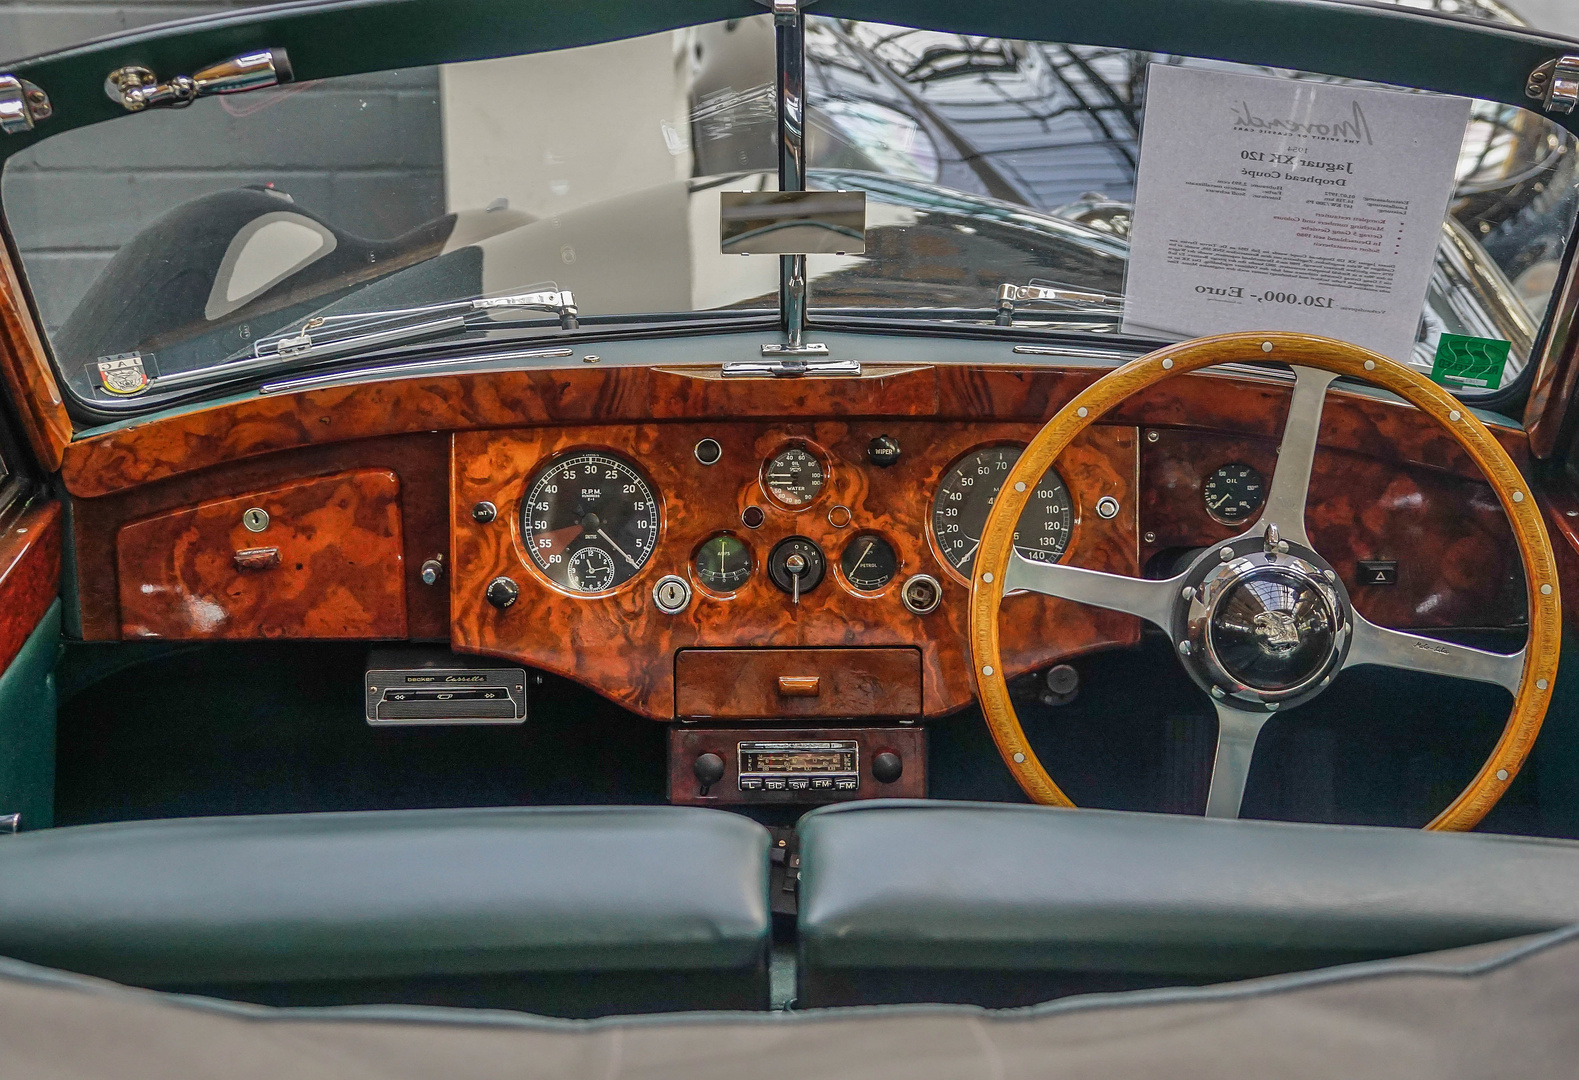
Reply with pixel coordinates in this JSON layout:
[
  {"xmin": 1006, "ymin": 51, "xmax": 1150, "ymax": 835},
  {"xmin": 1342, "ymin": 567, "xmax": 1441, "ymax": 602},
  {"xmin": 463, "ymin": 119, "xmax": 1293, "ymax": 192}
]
[
  {"xmin": 796, "ymin": 800, "xmax": 1579, "ymax": 1008},
  {"xmin": 0, "ymin": 805, "xmax": 771, "ymax": 1016}
]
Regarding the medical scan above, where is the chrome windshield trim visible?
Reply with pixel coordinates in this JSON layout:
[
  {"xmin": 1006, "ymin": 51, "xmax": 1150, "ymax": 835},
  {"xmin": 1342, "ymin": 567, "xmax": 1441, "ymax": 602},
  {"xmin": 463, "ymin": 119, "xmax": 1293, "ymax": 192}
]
[
  {"xmin": 259, "ymin": 346, "xmax": 575, "ymax": 394},
  {"xmin": 1011, "ymin": 344, "xmax": 1137, "ymax": 362}
]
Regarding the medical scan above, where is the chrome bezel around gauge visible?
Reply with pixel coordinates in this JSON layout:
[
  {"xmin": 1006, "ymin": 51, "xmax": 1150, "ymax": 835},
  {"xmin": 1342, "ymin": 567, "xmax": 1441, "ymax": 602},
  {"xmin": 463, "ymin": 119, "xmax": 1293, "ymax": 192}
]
[
  {"xmin": 517, "ymin": 448, "xmax": 663, "ymax": 598},
  {"xmin": 760, "ymin": 441, "xmax": 830, "ymax": 511},
  {"xmin": 929, "ymin": 443, "xmax": 1077, "ymax": 582},
  {"xmin": 1173, "ymin": 533, "xmax": 1351, "ymax": 712},
  {"xmin": 692, "ymin": 532, "xmax": 754, "ymax": 596},
  {"xmin": 839, "ymin": 532, "xmax": 900, "ymax": 593}
]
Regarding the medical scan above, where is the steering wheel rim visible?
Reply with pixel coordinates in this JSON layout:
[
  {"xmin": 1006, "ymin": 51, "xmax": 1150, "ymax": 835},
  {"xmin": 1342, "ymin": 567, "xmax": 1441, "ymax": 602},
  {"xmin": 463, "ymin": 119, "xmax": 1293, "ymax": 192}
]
[{"xmin": 969, "ymin": 331, "xmax": 1560, "ymax": 830}]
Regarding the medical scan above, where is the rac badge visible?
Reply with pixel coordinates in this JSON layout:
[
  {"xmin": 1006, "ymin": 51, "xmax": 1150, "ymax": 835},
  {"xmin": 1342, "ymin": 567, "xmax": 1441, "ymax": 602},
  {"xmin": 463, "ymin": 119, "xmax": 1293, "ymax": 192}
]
[{"xmin": 96, "ymin": 352, "xmax": 150, "ymax": 396}]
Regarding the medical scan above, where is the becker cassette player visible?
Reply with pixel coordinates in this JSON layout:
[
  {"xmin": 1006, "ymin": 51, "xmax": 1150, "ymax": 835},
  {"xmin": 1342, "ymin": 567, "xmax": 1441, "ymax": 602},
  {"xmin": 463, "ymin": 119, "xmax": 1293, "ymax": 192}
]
[
  {"xmin": 365, "ymin": 667, "xmax": 527, "ymax": 725},
  {"xmin": 738, "ymin": 740, "xmax": 860, "ymax": 793}
]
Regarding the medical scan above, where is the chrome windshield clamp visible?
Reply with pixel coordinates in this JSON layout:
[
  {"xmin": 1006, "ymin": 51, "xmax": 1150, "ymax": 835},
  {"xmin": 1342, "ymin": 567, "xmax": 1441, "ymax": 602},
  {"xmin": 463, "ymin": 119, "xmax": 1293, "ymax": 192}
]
[
  {"xmin": 724, "ymin": 358, "xmax": 859, "ymax": 377},
  {"xmin": 106, "ymin": 49, "xmax": 292, "ymax": 112},
  {"xmin": 0, "ymin": 76, "xmax": 52, "ymax": 135},
  {"xmin": 1526, "ymin": 56, "xmax": 1579, "ymax": 114},
  {"xmin": 995, "ymin": 283, "xmax": 1125, "ymax": 327},
  {"xmin": 760, "ymin": 341, "xmax": 829, "ymax": 357}
]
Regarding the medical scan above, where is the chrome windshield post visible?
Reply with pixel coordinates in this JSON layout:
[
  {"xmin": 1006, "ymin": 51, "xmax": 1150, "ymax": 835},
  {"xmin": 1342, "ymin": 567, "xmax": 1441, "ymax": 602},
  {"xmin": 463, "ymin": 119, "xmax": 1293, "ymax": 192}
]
[{"xmin": 774, "ymin": 0, "xmax": 811, "ymax": 353}]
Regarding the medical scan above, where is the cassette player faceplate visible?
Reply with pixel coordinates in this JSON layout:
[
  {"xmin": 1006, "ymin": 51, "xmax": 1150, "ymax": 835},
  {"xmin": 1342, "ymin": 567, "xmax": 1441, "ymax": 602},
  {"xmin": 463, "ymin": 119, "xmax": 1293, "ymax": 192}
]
[{"xmin": 365, "ymin": 667, "xmax": 527, "ymax": 725}]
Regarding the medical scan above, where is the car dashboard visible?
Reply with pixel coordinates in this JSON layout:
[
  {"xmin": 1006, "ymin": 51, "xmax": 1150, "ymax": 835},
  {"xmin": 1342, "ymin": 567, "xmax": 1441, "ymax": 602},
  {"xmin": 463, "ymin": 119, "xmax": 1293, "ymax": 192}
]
[{"xmin": 59, "ymin": 331, "xmax": 1526, "ymax": 807}]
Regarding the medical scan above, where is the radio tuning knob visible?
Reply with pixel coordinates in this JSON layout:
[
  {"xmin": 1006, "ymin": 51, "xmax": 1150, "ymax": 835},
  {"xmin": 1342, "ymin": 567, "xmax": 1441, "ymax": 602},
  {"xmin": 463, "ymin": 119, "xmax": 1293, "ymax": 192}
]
[
  {"xmin": 485, "ymin": 576, "xmax": 520, "ymax": 610},
  {"xmin": 872, "ymin": 751, "xmax": 903, "ymax": 784},
  {"xmin": 693, "ymin": 752, "xmax": 725, "ymax": 796}
]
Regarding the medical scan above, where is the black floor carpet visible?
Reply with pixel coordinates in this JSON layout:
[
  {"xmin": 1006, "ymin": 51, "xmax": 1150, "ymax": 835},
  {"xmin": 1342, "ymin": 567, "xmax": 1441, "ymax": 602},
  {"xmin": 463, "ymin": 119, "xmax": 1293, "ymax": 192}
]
[{"xmin": 54, "ymin": 633, "xmax": 1570, "ymax": 836}]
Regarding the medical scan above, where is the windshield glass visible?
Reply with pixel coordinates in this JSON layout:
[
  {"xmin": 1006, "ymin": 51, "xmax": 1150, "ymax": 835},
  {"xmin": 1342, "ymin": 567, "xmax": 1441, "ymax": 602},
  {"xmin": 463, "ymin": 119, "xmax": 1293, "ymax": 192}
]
[
  {"xmin": 795, "ymin": 19, "xmax": 1577, "ymax": 395},
  {"xmin": 1, "ymin": 9, "xmax": 1574, "ymax": 404}
]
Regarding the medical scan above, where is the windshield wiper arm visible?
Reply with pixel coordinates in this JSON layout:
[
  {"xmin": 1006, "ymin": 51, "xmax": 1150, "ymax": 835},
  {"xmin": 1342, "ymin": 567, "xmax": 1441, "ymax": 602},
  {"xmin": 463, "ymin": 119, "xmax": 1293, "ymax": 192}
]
[
  {"xmin": 250, "ymin": 288, "xmax": 579, "ymax": 364},
  {"xmin": 996, "ymin": 282, "xmax": 1123, "ymax": 327}
]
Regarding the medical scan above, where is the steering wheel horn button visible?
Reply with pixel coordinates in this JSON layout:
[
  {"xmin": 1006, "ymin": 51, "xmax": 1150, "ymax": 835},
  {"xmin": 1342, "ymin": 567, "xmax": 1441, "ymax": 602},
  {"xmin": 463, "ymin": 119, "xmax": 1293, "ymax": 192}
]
[{"xmin": 1180, "ymin": 545, "xmax": 1350, "ymax": 710}]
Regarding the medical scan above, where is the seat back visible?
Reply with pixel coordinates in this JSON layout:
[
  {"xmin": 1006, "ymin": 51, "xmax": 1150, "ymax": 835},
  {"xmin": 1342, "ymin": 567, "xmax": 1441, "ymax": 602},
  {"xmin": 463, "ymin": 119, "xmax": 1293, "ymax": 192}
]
[
  {"xmin": 0, "ymin": 805, "xmax": 772, "ymax": 1016},
  {"xmin": 796, "ymin": 800, "xmax": 1579, "ymax": 1008}
]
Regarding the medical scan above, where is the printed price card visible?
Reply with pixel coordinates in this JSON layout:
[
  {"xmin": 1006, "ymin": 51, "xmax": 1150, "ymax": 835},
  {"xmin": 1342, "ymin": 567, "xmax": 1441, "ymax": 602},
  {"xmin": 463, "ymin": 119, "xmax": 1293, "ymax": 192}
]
[{"xmin": 1122, "ymin": 65, "xmax": 1471, "ymax": 363}]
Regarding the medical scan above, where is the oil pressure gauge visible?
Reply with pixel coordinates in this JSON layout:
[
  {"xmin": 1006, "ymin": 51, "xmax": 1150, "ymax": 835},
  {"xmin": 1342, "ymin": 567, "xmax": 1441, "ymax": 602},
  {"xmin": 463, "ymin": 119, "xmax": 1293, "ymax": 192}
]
[
  {"xmin": 763, "ymin": 445, "xmax": 826, "ymax": 507},
  {"xmin": 1202, "ymin": 463, "xmax": 1266, "ymax": 525}
]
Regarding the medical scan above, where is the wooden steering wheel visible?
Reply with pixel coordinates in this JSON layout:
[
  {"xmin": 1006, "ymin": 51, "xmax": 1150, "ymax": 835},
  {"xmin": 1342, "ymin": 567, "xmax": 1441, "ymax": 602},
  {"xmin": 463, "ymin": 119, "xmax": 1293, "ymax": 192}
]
[{"xmin": 970, "ymin": 332, "xmax": 1560, "ymax": 830}]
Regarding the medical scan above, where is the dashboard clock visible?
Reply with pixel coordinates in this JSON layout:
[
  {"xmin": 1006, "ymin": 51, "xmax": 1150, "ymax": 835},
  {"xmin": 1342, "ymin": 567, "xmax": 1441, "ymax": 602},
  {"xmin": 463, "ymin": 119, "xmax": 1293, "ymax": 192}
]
[
  {"xmin": 520, "ymin": 450, "xmax": 660, "ymax": 594},
  {"xmin": 1202, "ymin": 463, "xmax": 1266, "ymax": 525},
  {"xmin": 694, "ymin": 533, "xmax": 753, "ymax": 591},
  {"xmin": 931, "ymin": 446, "xmax": 1074, "ymax": 576},
  {"xmin": 763, "ymin": 445, "xmax": 826, "ymax": 507},
  {"xmin": 841, "ymin": 533, "xmax": 898, "ymax": 591}
]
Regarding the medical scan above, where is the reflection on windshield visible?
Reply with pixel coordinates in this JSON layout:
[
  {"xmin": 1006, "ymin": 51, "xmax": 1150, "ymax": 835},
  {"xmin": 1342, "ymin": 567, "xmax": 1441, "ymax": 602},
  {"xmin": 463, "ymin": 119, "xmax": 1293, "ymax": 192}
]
[{"xmin": 0, "ymin": 7, "xmax": 1571, "ymax": 403}]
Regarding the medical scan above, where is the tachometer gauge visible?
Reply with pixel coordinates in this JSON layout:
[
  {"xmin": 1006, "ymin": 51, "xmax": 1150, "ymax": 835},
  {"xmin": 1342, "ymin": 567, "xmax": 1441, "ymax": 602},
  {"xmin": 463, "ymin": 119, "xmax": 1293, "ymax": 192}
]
[
  {"xmin": 763, "ymin": 445, "xmax": 826, "ymax": 507},
  {"xmin": 520, "ymin": 451, "xmax": 659, "ymax": 594},
  {"xmin": 931, "ymin": 446, "xmax": 1073, "ymax": 576},
  {"xmin": 1202, "ymin": 463, "xmax": 1266, "ymax": 525},
  {"xmin": 841, "ymin": 533, "xmax": 898, "ymax": 591},
  {"xmin": 694, "ymin": 533, "xmax": 752, "ymax": 592}
]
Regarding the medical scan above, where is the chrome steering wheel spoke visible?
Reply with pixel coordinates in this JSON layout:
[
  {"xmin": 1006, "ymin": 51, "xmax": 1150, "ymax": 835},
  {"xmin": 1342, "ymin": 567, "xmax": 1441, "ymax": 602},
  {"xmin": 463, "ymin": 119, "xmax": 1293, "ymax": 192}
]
[
  {"xmin": 1343, "ymin": 611, "xmax": 1526, "ymax": 694},
  {"xmin": 1002, "ymin": 552, "xmax": 1186, "ymax": 637},
  {"xmin": 1247, "ymin": 365, "xmax": 1340, "ymax": 550},
  {"xmin": 1205, "ymin": 700, "xmax": 1271, "ymax": 819}
]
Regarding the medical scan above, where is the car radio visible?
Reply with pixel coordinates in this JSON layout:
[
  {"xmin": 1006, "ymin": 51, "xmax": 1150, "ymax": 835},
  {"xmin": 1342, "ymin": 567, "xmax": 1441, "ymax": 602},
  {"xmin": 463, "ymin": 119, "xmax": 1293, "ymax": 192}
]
[{"xmin": 669, "ymin": 727, "xmax": 925, "ymax": 804}]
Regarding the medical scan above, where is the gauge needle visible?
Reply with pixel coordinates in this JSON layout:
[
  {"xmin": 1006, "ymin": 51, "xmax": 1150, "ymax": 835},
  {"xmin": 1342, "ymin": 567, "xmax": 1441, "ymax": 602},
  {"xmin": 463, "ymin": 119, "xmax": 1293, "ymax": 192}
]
[
  {"xmin": 857, "ymin": 540, "xmax": 874, "ymax": 568},
  {"xmin": 599, "ymin": 529, "xmax": 641, "ymax": 569},
  {"xmin": 1209, "ymin": 493, "xmax": 1232, "ymax": 509},
  {"xmin": 954, "ymin": 536, "xmax": 981, "ymax": 567}
]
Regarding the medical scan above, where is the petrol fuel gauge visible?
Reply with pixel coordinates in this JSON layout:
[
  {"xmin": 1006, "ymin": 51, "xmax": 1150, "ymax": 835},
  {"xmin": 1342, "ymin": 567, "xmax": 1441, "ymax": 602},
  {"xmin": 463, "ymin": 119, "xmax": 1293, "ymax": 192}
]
[{"xmin": 841, "ymin": 533, "xmax": 898, "ymax": 591}]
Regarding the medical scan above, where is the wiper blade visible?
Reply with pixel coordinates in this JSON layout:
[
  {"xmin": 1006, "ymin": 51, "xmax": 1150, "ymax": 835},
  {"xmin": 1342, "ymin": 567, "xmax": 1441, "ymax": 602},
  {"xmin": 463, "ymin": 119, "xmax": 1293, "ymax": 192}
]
[
  {"xmin": 250, "ymin": 287, "xmax": 579, "ymax": 364},
  {"xmin": 995, "ymin": 282, "xmax": 1123, "ymax": 327}
]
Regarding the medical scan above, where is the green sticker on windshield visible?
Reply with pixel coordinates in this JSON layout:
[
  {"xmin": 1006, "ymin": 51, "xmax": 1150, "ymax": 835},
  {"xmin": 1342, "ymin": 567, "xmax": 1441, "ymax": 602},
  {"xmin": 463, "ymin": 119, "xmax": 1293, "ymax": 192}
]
[{"xmin": 1431, "ymin": 334, "xmax": 1510, "ymax": 390}]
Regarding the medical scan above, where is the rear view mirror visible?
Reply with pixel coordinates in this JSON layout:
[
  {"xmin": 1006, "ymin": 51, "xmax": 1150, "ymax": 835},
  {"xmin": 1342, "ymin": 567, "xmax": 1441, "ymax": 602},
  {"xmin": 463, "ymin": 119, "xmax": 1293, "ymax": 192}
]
[{"xmin": 720, "ymin": 190, "xmax": 866, "ymax": 255}]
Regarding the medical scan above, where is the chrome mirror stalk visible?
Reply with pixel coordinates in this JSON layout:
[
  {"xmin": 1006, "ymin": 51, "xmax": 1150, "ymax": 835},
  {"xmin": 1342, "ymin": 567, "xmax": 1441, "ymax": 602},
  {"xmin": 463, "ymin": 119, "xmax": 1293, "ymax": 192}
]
[{"xmin": 105, "ymin": 48, "xmax": 292, "ymax": 112}]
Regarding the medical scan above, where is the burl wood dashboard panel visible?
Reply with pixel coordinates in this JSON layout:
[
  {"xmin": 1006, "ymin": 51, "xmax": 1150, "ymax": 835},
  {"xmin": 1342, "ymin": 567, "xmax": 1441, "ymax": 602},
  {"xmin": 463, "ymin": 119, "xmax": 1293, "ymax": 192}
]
[
  {"xmin": 675, "ymin": 647, "xmax": 923, "ymax": 720},
  {"xmin": 116, "ymin": 469, "xmax": 407, "ymax": 639},
  {"xmin": 1141, "ymin": 428, "xmax": 1524, "ymax": 628},
  {"xmin": 451, "ymin": 421, "xmax": 1142, "ymax": 720}
]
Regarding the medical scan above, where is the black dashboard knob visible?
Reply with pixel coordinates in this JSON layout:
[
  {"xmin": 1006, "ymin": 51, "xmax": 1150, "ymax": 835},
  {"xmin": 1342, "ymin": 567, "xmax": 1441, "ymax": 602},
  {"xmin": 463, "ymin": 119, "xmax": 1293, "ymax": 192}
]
[
  {"xmin": 872, "ymin": 751, "xmax": 903, "ymax": 784},
  {"xmin": 867, "ymin": 434, "xmax": 902, "ymax": 467},
  {"xmin": 485, "ymin": 576, "xmax": 520, "ymax": 610},
  {"xmin": 471, "ymin": 501, "xmax": 498, "ymax": 523},
  {"xmin": 694, "ymin": 753, "xmax": 726, "ymax": 786}
]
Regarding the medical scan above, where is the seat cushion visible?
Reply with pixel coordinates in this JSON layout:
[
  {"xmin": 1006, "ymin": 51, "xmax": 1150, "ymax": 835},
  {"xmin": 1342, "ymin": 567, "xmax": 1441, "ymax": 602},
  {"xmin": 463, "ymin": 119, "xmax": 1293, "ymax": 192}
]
[
  {"xmin": 0, "ymin": 805, "xmax": 771, "ymax": 1014},
  {"xmin": 797, "ymin": 800, "xmax": 1579, "ymax": 1007}
]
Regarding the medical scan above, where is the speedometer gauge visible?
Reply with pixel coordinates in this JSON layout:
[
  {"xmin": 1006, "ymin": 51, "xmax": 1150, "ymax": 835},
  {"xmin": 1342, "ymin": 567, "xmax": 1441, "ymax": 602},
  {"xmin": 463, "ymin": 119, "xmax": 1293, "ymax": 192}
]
[
  {"xmin": 520, "ymin": 451, "xmax": 659, "ymax": 594},
  {"xmin": 931, "ymin": 446, "xmax": 1074, "ymax": 576}
]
